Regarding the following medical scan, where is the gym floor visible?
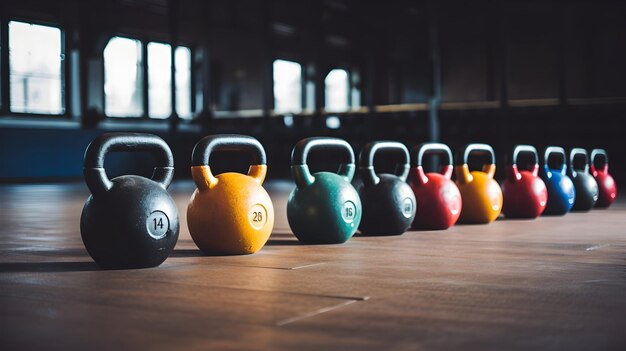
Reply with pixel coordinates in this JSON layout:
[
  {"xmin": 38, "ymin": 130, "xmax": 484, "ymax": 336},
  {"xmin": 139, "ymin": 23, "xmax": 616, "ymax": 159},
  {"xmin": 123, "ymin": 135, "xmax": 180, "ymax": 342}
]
[{"xmin": 0, "ymin": 180, "xmax": 625, "ymax": 350}]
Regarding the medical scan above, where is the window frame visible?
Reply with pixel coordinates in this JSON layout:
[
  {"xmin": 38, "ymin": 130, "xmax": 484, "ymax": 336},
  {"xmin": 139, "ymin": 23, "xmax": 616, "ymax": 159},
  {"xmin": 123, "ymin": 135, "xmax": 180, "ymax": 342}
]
[
  {"xmin": 272, "ymin": 57, "xmax": 306, "ymax": 116},
  {"xmin": 324, "ymin": 67, "xmax": 352, "ymax": 113},
  {"xmin": 0, "ymin": 18, "xmax": 70, "ymax": 119},
  {"xmin": 103, "ymin": 35, "xmax": 196, "ymax": 121}
]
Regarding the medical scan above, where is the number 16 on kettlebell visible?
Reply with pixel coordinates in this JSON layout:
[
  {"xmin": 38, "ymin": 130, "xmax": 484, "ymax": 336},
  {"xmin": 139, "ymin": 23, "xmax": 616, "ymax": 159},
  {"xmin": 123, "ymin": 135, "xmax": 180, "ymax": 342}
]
[
  {"xmin": 287, "ymin": 137, "xmax": 362, "ymax": 244},
  {"xmin": 187, "ymin": 135, "xmax": 274, "ymax": 255}
]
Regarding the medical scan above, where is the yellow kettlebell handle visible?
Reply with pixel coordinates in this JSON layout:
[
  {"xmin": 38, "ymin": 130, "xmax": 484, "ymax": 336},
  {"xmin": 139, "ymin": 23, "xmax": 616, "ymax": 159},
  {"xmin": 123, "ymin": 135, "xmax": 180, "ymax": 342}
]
[
  {"xmin": 191, "ymin": 134, "xmax": 268, "ymax": 191},
  {"xmin": 455, "ymin": 143, "xmax": 496, "ymax": 184}
]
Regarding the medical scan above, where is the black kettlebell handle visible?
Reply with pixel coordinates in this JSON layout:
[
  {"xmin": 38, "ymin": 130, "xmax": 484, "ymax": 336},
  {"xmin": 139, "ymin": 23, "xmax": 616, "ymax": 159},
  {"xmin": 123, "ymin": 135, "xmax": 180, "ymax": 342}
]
[
  {"xmin": 84, "ymin": 133, "xmax": 174, "ymax": 197},
  {"xmin": 543, "ymin": 146, "xmax": 567, "ymax": 175},
  {"xmin": 291, "ymin": 137, "xmax": 356, "ymax": 189},
  {"xmin": 192, "ymin": 134, "xmax": 267, "ymax": 166},
  {"xmin": 413, "ymin": 143, "xmax": 453, "ymax": 168},
  {"xmin": 590, "ymin": 149, "xmax": 609, "ymax": 172},
  {"xmin": 569, "ymin": 148, "xmax": 589, "ymax": 176},
  {"xmin": 455, "ymin": 143, "xmax": 496, "ymax": 166},
  {"xmin": 359, "ymin": 141, "xmax": 410, "ymax": 186}
]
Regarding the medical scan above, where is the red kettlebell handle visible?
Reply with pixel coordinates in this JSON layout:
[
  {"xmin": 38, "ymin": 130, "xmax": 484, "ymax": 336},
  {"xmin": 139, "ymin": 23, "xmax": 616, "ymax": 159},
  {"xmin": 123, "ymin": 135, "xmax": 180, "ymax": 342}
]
[
  {"xmin": 412, "ymin": 143, "xmax": 453, "ymax": 184},
  {"xmin": 506, "ymin": 145, "xmax": 539, "ymax": 181},
  {"xmin": 590, "ymin": 148, "xmax": 609, "ymax": 175}
]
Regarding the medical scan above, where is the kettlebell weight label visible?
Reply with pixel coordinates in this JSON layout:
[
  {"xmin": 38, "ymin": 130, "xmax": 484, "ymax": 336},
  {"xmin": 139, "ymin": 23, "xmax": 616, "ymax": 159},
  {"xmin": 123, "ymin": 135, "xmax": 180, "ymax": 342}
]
[
  {"xmin": 341, "ymin": 201, "xmax": 357, "ymax": 223},
  {"xmin": 249, "ymin": 204, "xmax": 268, "ymax": 230},
  {"xmin": 147, "ymin": 211, "xmax": 170, "ymax": 239},
  {"xmin": 402, "ymin": 198, "xmax": 414, "ymax": 218}
]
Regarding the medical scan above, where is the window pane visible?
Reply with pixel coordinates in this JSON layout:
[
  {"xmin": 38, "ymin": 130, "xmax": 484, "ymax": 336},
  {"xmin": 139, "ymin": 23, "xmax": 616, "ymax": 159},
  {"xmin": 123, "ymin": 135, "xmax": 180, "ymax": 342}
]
[
  {"xmin": 104, "ymin": 37, "xmax": 143, "ymax": 117},
  {"xmin": 325, "ymin": 69, "xmax": 349, "ymax": 112},
  {"xmin": 175, "ymin": 46, "xmax": 192, "ymax": 119},
  {"xmin": 9, "ymin": 21, "xmax": 64, "ymax": 114},
  {"xmin": 273, "ymin": 59, "xmax": 302, "ymax": 114},
  {"xmin": 147, "ymin": 42, "xmax": 172, "ymax": 119}
]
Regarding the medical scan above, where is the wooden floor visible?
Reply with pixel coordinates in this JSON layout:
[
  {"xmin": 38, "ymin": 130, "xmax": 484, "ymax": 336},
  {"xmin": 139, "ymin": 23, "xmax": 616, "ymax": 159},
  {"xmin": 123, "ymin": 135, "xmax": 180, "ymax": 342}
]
[{"xmin": 0, "ymin": 180, "xmax": 625, "ymax": 350}]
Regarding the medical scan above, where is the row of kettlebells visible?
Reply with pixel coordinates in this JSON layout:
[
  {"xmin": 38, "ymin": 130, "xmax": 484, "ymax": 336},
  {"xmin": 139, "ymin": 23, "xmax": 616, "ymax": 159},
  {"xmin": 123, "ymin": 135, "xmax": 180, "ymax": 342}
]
[{"xmin": 79, "ymin": 133, "xmax": 616, "ymax": 269}]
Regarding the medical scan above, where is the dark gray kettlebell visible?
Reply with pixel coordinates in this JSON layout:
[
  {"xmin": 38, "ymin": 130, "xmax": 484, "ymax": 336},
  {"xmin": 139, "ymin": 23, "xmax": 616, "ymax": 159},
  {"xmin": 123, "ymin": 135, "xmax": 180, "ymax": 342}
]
[
  {"xmin": 80, "ymin": 133, "xmax": 179, "ymax": 269},
  {"xmin": 357, "ymin": 141, "xmax": 416, "ymax": 236},
  {"xmin": 569, "ymin": 148, "xmax": 599, "ymax": 211}
]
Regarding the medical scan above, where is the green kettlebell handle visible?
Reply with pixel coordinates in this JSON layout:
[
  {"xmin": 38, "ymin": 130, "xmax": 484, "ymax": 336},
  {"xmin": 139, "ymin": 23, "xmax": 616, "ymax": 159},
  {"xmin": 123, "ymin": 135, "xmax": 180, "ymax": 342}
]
[
  {"xmin": 544, "ymin": 146, "xmax": 567, "ymax": 176},
  {"xmin": 291, "ymin": 137, "xmax": 356, "ymax": 189},
  {"xmin": 508, "ymin": 144, "xmax": 539, "ymax": 175},
  {"xmin": 84, "ymin": 133, "xmax": 174, "ymax": 197},
  {"xmin": 569, "ymin": 148, "xmax": 589, "ymax": 177},
  {"xmin": 590, "ymin": 148, "xmax": 609, "ymax": 173},
  {"xmin": 359, "ymin": 141, "xmax": 410, "ymax": 186}
]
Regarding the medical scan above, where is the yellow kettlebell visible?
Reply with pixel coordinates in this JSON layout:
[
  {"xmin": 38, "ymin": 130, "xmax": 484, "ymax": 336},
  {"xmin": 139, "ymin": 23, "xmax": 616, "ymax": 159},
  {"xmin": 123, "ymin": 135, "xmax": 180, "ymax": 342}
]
[
  {"xmin": 187, "ymin": 134, "xmax": 274, "ymax": 255},
  {"xmin": 454, "ymin": 143, "xmax": 502, "ymax": 224}
]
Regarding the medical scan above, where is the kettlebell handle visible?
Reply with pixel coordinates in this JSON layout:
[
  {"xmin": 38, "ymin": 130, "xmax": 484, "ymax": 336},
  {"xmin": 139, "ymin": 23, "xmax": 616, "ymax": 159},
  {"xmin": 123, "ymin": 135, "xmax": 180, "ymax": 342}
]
[
  {"xmin": 507, "ymin": 144, "xmax": 539, "ymax": 179},
  {"xmin": 454, "ymin": 143, "xmax": 496, "ymax": 184},
  {"xmin": 359, "ymin": 141, "xmax": 410, "ymax": 186},
  {"xmin": 83, "ymin": 133, "xmax": 174, "ymax": 197},
  {"xmin": 544, "ymin": 146, "xmax": 567, "ymax": 175},
  {"xmin": 590, "ymin": 148, "xmax": 609, "ymax": 173},
  {"xmin": 413, "ymin": 143, "xmax": 453, "ymax": 179},
  {"xmin": 291, "ymin": 137, "xmax": 356, "ymax": 189},
  {"xmin": 569, "ymin": 148, "xmax": 590, "ymax": 176},
  {"xmin": 191, "ymin": 134, "xmax": 267, "ymax": 189}
]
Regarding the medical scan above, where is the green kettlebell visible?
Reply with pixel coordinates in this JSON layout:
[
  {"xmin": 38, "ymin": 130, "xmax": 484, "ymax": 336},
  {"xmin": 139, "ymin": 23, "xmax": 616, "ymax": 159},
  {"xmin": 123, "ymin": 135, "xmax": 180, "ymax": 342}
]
[{"xmin": 287, "ymin": 137, "xmax": 362, "ymax": 244}]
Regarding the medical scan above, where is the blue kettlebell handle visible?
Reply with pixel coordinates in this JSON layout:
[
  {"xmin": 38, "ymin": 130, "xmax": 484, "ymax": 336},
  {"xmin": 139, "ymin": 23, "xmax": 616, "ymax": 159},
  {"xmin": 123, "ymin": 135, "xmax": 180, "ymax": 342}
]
[
  {"xmin": 359, "ymin": 141, "xmax": 410, "ymax": 186},
  {"xmin": 84, "ymin": 133, "xmax": 174, "ymax": 197},
  {"xmin": 291, "ymin": 137, "xmax": 356, "ymax": 189},
  {"xmin": 543, "ymin": 146, "xmax": 567, "ymax": 176}
]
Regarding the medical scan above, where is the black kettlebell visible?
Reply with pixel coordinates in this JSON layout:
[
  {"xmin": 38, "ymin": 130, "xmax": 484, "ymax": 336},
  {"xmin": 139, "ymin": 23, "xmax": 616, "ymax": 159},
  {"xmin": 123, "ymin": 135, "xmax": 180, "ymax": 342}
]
[
  {"xmin": 569, "ymin": 148, "xmax": 599, "ymax": 211},
  {"xmin": 357, "ymin": 141, "xmax": 416, "ymax": 236},
  {"xmin": 80, "ymin": 133, "xmax": 179, "ymax": 269}
]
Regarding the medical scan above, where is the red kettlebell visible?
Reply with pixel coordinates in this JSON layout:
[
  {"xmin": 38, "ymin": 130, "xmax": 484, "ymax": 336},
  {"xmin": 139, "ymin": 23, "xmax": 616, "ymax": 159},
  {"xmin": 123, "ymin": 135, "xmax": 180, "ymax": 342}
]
[
  {"xmin": 501, "ymin": 145, "xmax": 548, "ymax": 218},
  {"xmin": 590, "ymin": 149, "xmax": 617, "ymax": 208},
  {"xmin": 409, "ymin": 143, "xmax": 462, "ymax": 230}
]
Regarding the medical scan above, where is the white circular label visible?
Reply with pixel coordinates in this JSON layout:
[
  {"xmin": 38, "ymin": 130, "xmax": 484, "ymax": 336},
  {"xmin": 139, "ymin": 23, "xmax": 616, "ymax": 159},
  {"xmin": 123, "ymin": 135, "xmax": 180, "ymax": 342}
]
[
  {"xmin": 249, "ymin": 204, "xmax": 268, "ymax": 230},
  {"xmin": 147, "ymin": 211, "xmax": 169, "ymax": 239},
  {"xmin": 341, "ymin": 201, "xmax": 357, "ymax": 223},
  {"xmin": 402, "ymin": 198, "xmax": 414, "ymax": 218}
]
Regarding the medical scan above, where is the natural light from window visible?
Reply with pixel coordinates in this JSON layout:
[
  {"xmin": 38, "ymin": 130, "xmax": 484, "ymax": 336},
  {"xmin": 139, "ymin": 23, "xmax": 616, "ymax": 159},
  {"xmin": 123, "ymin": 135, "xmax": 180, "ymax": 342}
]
[
  {"xmin": 273, "ymin": 59, "xmax": 302, "ymax": 114},
  {"xmin": 9, "ymin": 21, "xmax": 64, "ymax": 114},
  {"xmin": 324, "ymin": 68, "xmax": 349, "ymax": 112},
  {"xmin": 175, "ymin": 46, "xmax": 192, "ymax": 119},
  {"xmin": 104, "ymin": 37, "xmax": 143, "ymax": 117},
  {"xmin": 147, "ymin": 42, "xmax": 172, "ymax": 119}
]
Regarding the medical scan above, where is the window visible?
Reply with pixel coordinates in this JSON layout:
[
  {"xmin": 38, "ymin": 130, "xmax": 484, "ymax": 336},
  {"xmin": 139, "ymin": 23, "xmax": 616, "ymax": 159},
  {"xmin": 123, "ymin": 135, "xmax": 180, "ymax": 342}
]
[
  {"xmin": 273, "ymin": 59, "xmax": 302, "ymax": 114},
  {"xmin": 9, "ymin": 21, "xmax": 64, "ymax": 114},
  {"xmin": 175, "ymin": 46, "xmax": 192, "ymax": 119},
  {"xmin": 104, "ymin": 37, "xmax": 143, "ymax": 117},
  {"xmin": 324, "ymin": 68, "xmax": 349, "ymax": 113},
  {"xmin": 147, "ymin": 42, "xmax": 171, "ymax": 119}
]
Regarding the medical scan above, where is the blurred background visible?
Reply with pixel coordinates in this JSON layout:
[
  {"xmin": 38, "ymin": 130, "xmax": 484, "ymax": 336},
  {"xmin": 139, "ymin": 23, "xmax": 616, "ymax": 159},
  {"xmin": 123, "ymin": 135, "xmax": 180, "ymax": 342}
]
[{"xmin": 0, "ymin": 0, "xmax": 624, "ymax": 183}]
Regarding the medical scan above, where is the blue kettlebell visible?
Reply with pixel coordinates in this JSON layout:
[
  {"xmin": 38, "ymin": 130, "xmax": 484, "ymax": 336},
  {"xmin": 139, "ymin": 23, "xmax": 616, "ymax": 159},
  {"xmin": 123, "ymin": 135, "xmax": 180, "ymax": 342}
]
[{"xmin": 540, "ymin": 146, "xmax": 576, "ymax": 215}]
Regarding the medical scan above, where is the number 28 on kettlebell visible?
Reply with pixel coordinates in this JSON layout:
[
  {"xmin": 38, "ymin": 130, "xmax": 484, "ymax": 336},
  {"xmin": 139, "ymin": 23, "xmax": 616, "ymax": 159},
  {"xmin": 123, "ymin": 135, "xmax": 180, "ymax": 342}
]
[
  {"xmin": 287, "ymin": 137, "xmax": 362, "ymax": 244},
  {"xmin": 187, "ymin": 134, "xmax": 274, "ymax": 255}
]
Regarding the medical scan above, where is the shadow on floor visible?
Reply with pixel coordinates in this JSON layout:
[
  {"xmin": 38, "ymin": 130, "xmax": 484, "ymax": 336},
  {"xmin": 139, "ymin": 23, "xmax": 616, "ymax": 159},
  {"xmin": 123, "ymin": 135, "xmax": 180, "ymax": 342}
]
[{"xmin": 0, "ymin": 261, "xmax": 99, "ymax": 273}]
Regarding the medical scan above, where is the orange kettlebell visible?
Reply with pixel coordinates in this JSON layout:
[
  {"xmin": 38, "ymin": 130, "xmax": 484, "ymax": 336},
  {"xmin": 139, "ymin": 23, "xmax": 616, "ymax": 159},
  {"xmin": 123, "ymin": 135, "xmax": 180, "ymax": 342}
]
[
  {"xmin": 454, "ymin": 143, "xmax": 503, "ymax": 224},
  {"xmin": 187, "ymin": 134, "xmax": 274, "ymax": 255}
]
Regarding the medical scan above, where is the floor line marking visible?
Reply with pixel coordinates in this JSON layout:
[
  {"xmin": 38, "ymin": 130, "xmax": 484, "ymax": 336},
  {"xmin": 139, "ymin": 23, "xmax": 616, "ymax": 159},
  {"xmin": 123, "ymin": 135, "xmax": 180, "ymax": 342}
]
[{"xmin": 276, "ymin": 298, "xmax": 364, "ymax": 327}]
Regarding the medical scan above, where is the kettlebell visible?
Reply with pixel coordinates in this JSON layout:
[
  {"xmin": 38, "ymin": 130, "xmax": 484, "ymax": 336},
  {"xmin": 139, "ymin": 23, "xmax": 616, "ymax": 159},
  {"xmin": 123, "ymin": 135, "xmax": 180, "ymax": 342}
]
[
  {"xmin": 187, "ymin": 134, "xmax": 274, "ymax": 255},
  {"xmin": 590, "ymin": 149, "xmax": 617, "ymax": 208},
  {"xmin": 501, "ymin": 145, "xmax": 548, "ymax": 219},
  {"xmin": 287, "ymin": 137, "xmax": 362, "ymax": 244},
  {"xmin": 540, "ymin": 146, "xmax": 576, "ymax": 215},
  {"xmin": 409, "ymin": 143, "xmax": 462, "ymax": 230},
  {"xmin": 357, "ymin": 141, "xmax": 416, "ymax": 236},
  {"xmin": 569, "ymin": 148, "xmax": 599, "ymax": 211},
  {"xmin": 80, "ymin": 133, "xmax": 179, "ymax": 269},
  {"xmin": 454, "ymin": 143, "xmax": 503, "ymax": 224}
]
